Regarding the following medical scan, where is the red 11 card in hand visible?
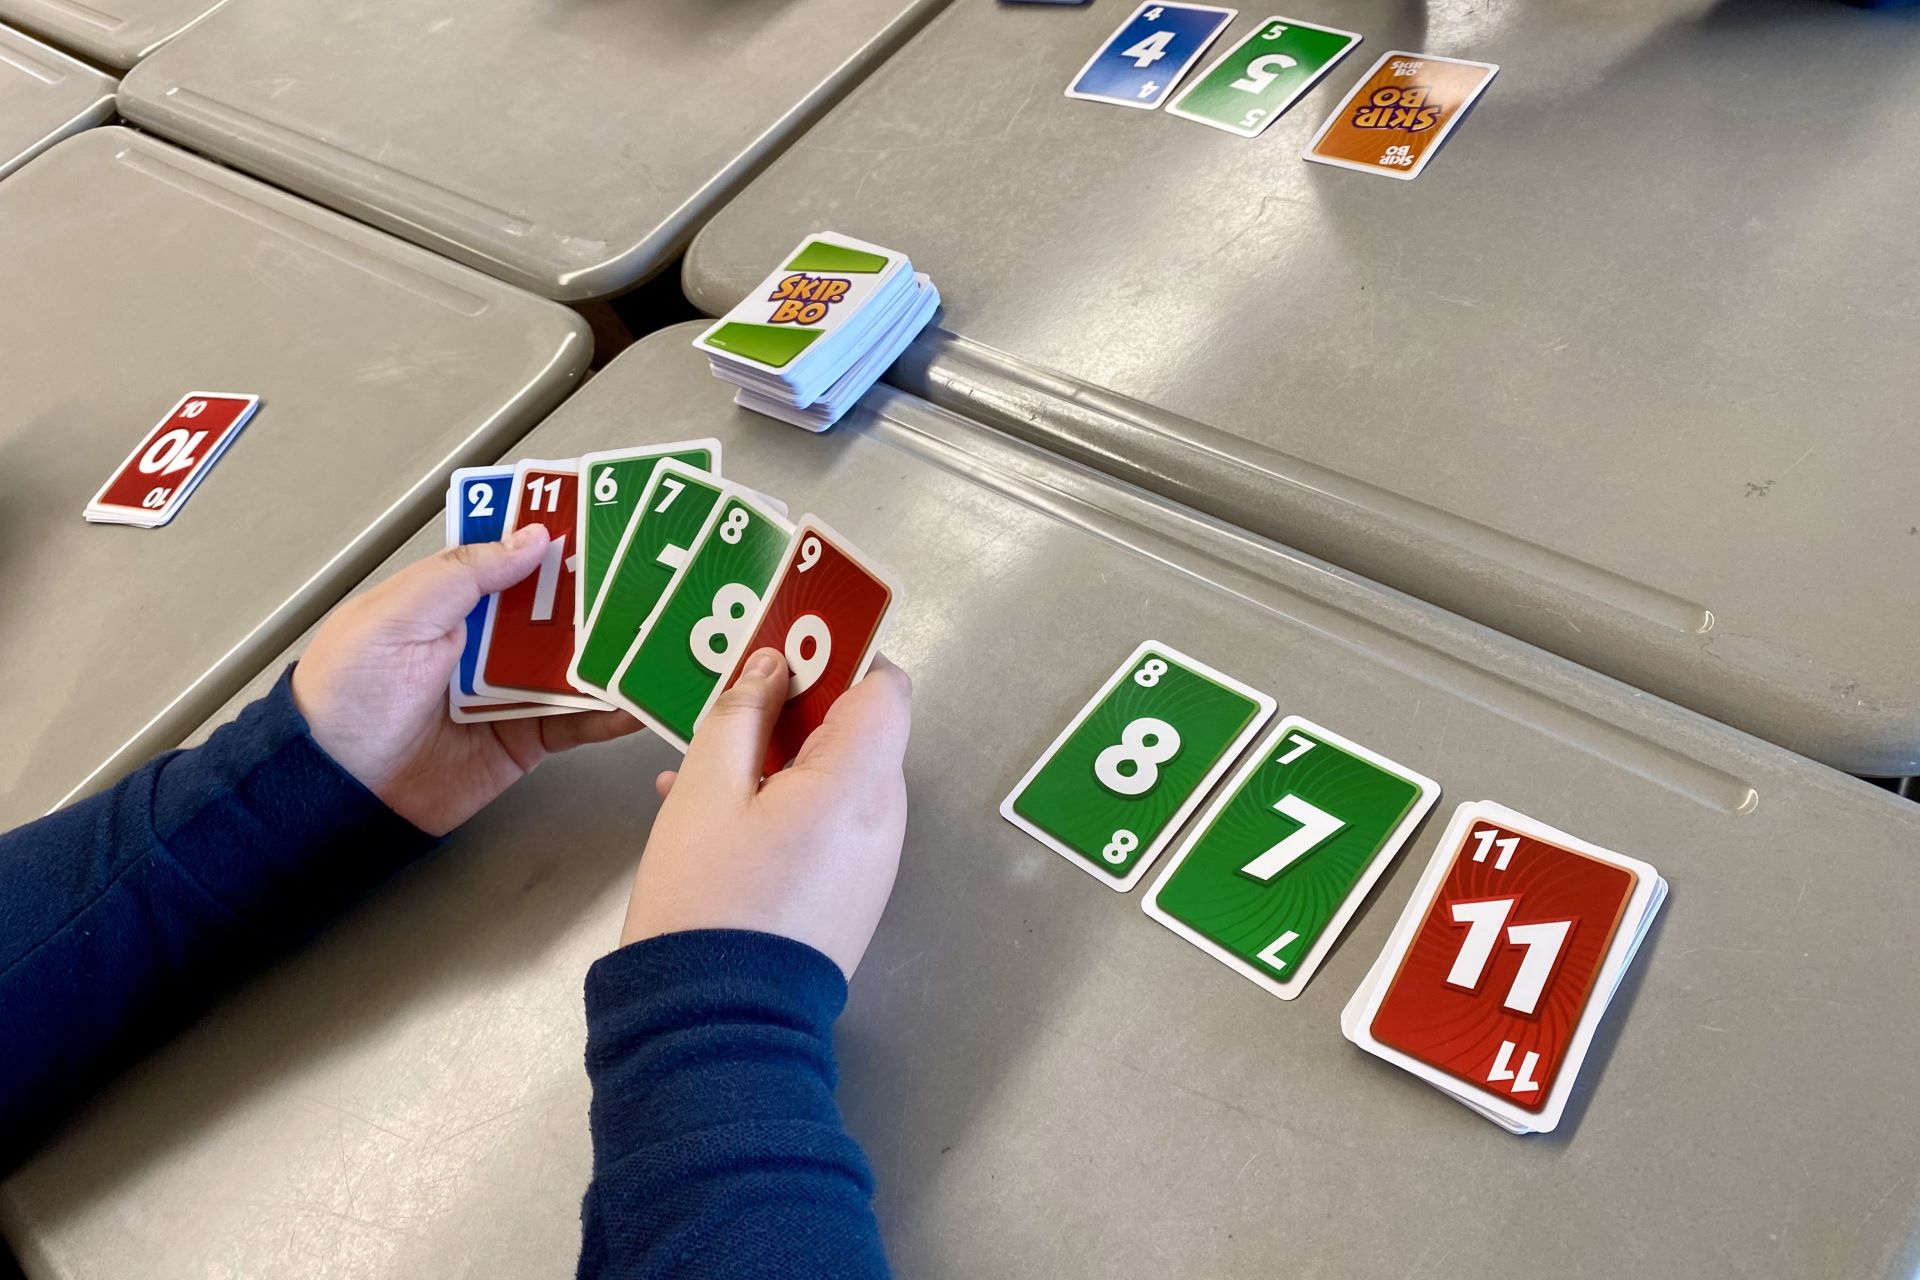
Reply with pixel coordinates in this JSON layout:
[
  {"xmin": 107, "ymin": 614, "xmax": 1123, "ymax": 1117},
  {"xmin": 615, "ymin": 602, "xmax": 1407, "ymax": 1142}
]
[
  {"xmin": 85, "ymin": 392, "xmax": 259, "ymax": 527},
  {"xmin": 474, "ymin": 459, "xmax": 610, "ymax": 711},
  {"xmin": 1345, "ymin": 800, "xmax": 1664, "ymax": 1134},
  {"xmin": 697, "ymin": 517, "xmax": 898, "ymax": 774}
]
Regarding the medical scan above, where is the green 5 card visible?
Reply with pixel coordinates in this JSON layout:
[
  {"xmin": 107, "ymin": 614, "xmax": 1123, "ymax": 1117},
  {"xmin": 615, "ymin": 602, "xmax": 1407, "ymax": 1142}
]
[
  {"xmin": 1143, "ymin": 716, "xmax": 1438, "ymax": 999},
  {"xmin": 576, "ymin": 441, "xmax": 721, "ymax": 622},
  {"xmin": 1002, "ymin": 642, "xmax": 1274, "ymax": 892},
  {"xmin": 606, "ymin": 486, "xmax": 793, "ymax": 750},
  {"xmin": 1165, "ymin": 17, "xmax": 1360, "ymax": 139},
  {"xmin": 571, "ymin": 460, "xmax": 726, "ymax": 699}
]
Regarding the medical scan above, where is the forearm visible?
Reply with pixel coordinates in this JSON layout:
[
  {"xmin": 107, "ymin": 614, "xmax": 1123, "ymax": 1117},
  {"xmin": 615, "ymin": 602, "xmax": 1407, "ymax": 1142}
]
[
  {"xmin": 0, "ymin": 667, "xmax": 433, "ymax": 1165},
  {"xmin": 578, "ymin": 929, "xmax": 889, "ymax": 1280}
]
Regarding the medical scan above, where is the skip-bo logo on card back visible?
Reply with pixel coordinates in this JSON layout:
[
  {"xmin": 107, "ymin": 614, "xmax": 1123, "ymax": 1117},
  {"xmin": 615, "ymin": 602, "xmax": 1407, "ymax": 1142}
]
[
  {"xmin": 1350, "ymin": 61, "xmax": 1443, "ymax": 132},
  {"xmin": 765, "ymin": 274, "xmax": 853, "ymax": 325}
]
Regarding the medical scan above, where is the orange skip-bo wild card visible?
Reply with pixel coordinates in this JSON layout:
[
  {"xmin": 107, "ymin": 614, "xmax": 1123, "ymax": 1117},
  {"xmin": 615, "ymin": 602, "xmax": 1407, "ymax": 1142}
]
[{"xmin": 1304, "ymin": 51, "xmax": 1497, "ymax": 181}]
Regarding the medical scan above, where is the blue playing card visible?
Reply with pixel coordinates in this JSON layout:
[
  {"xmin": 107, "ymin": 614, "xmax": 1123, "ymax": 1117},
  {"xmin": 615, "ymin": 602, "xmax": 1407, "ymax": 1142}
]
[
  {"xmin": 1066, "ymin": 2, "xmax": 1236, "ymax": 109},
  {"xmin": 448, "ymin": 466, "xmax": 516, "ymax": 696}
]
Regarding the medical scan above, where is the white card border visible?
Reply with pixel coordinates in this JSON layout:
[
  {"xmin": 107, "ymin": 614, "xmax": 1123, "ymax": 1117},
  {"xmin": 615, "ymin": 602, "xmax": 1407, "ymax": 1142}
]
[
  {"xmin": 1301, "ymin": 50, "xmax": 1499, "ymax": 180},
  {"xmin": 1000, "ymin": 639, "xmax": 1276, "ymax": 893},
  {"xmin": 1142, "ymin": 714, "xmax": 1439, "ymax": 1000},
  {"xmin": 1164, "ymin": 15, "xmax": 1361, "ymax": 137},
  {"xmin": 1064, "ymin": 1, "xmax": 1239, "ymax": 112}
]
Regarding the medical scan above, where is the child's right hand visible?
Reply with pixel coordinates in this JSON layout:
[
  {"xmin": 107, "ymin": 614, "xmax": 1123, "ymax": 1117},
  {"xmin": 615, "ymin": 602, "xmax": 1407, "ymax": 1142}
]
[{"xmin": 616, "ymin": 648, "xmax": 913, "ymax": 978}]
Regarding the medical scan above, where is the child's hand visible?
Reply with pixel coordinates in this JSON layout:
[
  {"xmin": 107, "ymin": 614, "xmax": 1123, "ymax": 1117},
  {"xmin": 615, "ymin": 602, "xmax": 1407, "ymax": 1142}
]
[
  {"xmin": 618, "ymin": 648, "xmax": 913, "ymax": 978},
  {"xmin": 291, "ymin": 526, "xmax": 642, "ymax": 836}
]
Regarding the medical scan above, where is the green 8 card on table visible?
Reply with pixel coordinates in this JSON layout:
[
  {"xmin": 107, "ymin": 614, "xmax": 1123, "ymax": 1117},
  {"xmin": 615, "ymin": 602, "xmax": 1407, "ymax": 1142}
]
[
  {"xmin": 1143, "ymin": 716, "xmax": 1439, "ymax": 999},
  {"xmin": 571, "ymin": 459, "xmax": 728, "ymax": 699},
  {"xmin": 1165, "ymin": 16, "xmax": 1361, "ymax": 139},
  {"xmin": 1001, "ymin": 641, "xmax": 1275, "ymax": 892},
  {"xmin": 607, "ymin": 486, "xmax": 792, "ymax": 751},
  {"xmin": 576, "ymin": 440, "xmax": 721, "ymax": 622}
]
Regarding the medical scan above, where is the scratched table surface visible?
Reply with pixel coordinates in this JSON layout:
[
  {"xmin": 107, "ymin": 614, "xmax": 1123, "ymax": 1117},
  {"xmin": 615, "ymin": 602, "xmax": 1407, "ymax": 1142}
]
[
  {"xmin": 113, "ymin": 0, "xmax": 955, "ymax": 299},
  {"xmin": 5, "ymin": 325, "xmax": 1919, "ymax": 1279},
  {"xmin": 687, "ymin": 0, "xmax": 1920, "ymax": 777},
  {"xmin": 0, "ymin": 127, "xmax": 588, "ymax": 831}
]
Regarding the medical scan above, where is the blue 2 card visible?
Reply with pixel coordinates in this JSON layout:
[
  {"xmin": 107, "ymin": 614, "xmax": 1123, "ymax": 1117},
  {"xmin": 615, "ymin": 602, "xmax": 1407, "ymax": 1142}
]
[
  {"xmin": 1066, "ymin": 2, "xmax": 1237, "ymax": 109},
  {"xmin": 447, "ymin": 466, "xmax": 516, "ymax": 696}
]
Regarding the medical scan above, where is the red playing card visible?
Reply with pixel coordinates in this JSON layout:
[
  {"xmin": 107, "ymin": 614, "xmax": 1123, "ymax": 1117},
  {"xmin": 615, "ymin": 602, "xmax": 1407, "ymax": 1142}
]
[
  {"xmin": 723, "ymin": 520, "xmax": 896, "ymax": 774},
  {"xmin": 1367, "ymin": 818, "xmax": 1639, "ymax": 1113},
  {"xmin": 89, "ymin": 393, "xmax": 257, "ymax": 522},
  {"xmin": 480, "ymin": 464, "xmax": 585, "ymax": 698}
]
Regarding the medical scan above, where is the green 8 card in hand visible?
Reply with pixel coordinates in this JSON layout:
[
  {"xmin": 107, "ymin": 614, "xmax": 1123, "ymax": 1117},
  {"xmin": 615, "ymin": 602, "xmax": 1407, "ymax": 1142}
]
[
  {"xmin": 1165, "ymin": 17, "xmax": 1361, "ymax": 139},
  {"xmin": 1143, "ymin": 716, "xmax": 1439, "ymax": 999},
  {"xmin": 606, "ymin": 487, "xmax": 792, "ymax": 750},
  {"xmin": 1002, "ymin": 642, "xmax": 1275, "ymax": 892}
]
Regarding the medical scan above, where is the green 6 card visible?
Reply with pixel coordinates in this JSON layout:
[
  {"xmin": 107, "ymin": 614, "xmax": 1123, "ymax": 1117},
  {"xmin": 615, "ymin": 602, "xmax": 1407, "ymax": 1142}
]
[
  {"xmin": 1166, "ymin": 16, "xmax": 1360, "ymax": 138},
  {"xmin": 1002, "ymin": 642, "xmax": 1274, "ymax": 892},
  {"xmin": 576, "ymin": 440, "xmax": 721, "ymax": 624},
  {"xmin": 570, "ymin": 460, "xmax": 727, "ymax": 699},
  {"xmin": 606, "ymin": 486, "xmax": 793, "ymax": 750},
  {"xmin": 1143, "ymin": 716, "xmax": 1438, "ymax": 998}
]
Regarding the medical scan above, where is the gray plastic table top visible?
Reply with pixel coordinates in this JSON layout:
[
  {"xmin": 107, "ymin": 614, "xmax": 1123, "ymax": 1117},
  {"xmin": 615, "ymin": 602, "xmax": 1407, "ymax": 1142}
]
[
  {"xmin": 0, "ymin": 0, "xmax": 220, "ymax": 70},
  {"xmin": 113, "ymin": 0, "xmax": 955, "ymax": 301},
  {"xmin": 0, "ymin": 23, "xmax": 114, "ymax": 180},
  {"xmin": 0, "ymin": 126, "xmax": 589, "ymax": 832},
  {"xmin": 7, "ymin": 323, "xmax": 1919, "ymax": 1279},
  {"xmin": 686, "ymin": 0, "xmax": 1920, "ymax": 777}
]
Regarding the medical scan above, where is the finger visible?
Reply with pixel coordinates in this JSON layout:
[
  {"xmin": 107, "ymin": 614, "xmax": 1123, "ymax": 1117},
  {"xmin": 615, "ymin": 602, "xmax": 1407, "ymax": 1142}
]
[
  {"xmin": 541, "ymin": 708, "xmax": 646, "ymax": 754},
  {"xmin": 654, "ymin": 770, "xmax": 678, "ymax": 800},
  {"xmin": 676, "ymin": 647, "xmax": 787, "ymax": 800},
  {"xmin": 792, "ymin": 656, "xmax": 913, "ymax": 781},
  {"xmin": 359, "ymin": 525, "xmax": 551, "ymax": 641}
]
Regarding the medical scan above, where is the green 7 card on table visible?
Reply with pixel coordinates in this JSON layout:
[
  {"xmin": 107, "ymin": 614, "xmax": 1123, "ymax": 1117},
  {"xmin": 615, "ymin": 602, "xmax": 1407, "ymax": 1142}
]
[
  {"xmin": 571, "ymin": 459, "xmax": 726, "ymax": 698},
  {"xmin": 1143, "ymin": 716, "xmax": 1438, "ymax": 999},
  {"xmin": 1002, "ymin": 642, "xmax": 1274, "ymax": 892},
  {"xmin": 606, "ymin": 486, "xmax": 793, "ymax": 751},
  {"xmin": 576, "ymin": 440, "xmax": 721, "ymax": 625}
]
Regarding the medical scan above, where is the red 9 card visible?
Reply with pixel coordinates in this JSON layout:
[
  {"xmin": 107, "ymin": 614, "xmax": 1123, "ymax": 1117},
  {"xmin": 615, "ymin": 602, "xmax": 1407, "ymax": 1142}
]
[
  {"xmin": 698, "ymin": 517, "xmax": 898, "ymax": 774},
  {"xmin": 1350, "ymin": 800, "xmax": 1660, "ymax": 1133},
  {"xmin": 475, "ymin": 459, "xmax": 608, "ymax": 710},
  {"xmin": 85, "ymin": 393, "xmax": 259, "ymax": 527}
]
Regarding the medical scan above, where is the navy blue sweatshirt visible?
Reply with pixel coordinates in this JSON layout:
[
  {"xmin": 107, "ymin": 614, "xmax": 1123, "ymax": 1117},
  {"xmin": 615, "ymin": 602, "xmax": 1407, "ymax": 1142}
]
[{"xmin": 0, "ymin": 670, "xmax": 889, "ymax": 1278}]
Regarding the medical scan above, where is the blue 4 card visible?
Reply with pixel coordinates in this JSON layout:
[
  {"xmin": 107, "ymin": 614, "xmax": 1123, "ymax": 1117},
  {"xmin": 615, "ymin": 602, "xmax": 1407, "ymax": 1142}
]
[
  {"xmin": 446, "ymin": 465, "xmax": 516, "ymax": 697},
  {"xmin": 1066, "ymin": 2, "xmax": 1237, "ymax": 110}
]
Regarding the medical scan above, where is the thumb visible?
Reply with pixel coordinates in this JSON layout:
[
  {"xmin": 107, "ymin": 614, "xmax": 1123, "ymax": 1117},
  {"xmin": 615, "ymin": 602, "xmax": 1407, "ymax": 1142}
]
[
  {"xmin": 678, "ymin": 647, "xmax": 787, "ymax": 799},
  {"xmin": 368, "ymin": 524, "xmax": 551, "ymax": 640}
]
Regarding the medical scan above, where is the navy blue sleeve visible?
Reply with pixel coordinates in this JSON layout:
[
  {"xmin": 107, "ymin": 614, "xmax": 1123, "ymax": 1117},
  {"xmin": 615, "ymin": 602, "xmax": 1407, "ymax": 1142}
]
[
  {"xmin": 578, "ymin": 929, "xmax": 890, "ymax": 1280},
  {"xmin": 0, "ymin": 667, "xmax": 434, "ymax": 1166}
]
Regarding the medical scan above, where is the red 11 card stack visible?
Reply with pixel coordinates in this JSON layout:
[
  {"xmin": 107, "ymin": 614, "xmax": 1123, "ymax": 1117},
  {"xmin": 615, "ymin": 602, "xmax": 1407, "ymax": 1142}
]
[{"xmin": 1342, "ymin": 800, "xmax": 1666, "ymax": 1134}]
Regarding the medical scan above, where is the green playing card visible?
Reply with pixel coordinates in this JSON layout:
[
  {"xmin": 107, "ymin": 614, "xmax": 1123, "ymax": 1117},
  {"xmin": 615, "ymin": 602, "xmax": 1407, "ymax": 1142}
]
[
  {"xmin": 1001, "ymin": 642, "xmax": 1274, "ymax": 892},
  {"xmin": 571, "ymin": 460, "xmax": 728, "ymax": 698},
  {"xmin": 1143, "ymin": 716, "xmax": 1438, "ymax": 999},
  {"xmin": 1165, "ymin": 17, "xmax": 1360, "ymax": 138},
  {"xmin": 607, "ymin": 488, "xmax": 792, "ymax": 749},
  {"xmin": 578, "ymin": 442, "xmax": 719, "ymax": 618}
]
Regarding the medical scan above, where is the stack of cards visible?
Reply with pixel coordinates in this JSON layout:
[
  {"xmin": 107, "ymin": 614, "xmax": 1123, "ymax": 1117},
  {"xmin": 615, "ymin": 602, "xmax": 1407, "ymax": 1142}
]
[
  {"xmin": 695, "ymin": 232, "xmax": 938, "ymax": 432},
  {"xmin": 1342, "ymin": 801, "xmax": 1666, "ymax": 1133},
  {"xmin": 448, "ymin": 445, "xmax": 901, "ymax": 771},
  {"xmin": 84, "ymin": 392, "xmax": 259, "ymax": 527}
]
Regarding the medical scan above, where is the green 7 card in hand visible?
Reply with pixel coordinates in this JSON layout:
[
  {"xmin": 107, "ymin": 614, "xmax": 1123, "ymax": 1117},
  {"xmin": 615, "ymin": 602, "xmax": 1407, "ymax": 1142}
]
[
  {"xmin": 606, "ymin": 486, "xmax": 793, "ymax": 750},
  {"xmin": 570, "ymin": 459, "xmax": 726, "ymax": 699},
  {"xmin": 1143, "ymin": 716, "xmax": 1438, "ymax": 999},
  {"xmin": 576, "ymin": 440, "xmax": 721, "ymax": 624},
  {"xmin": 1002, "ymin": 642, "xmax": 1275, "ymax": 892},
  {"xmin": 1165, "ymin": 16, "xmax": 1360, "ymax": 139}
]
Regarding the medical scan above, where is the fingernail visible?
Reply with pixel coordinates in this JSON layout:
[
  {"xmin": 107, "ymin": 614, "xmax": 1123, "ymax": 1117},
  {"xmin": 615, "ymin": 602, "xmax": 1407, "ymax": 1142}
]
[
  {"xmin": 506, "ymin": 524, "xmax": 542, "ymax": 550},
  {"xmin": 744, "ymin": 648, "xmax": 781, "ymax": 679}
]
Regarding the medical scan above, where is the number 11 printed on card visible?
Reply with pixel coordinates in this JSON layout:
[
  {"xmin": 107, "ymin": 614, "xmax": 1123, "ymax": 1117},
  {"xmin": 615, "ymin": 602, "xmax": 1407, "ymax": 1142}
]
[
  {"xmin": 1002, "ymin": 641, "xmax": 1273, "ymax": 892},
  {"xmin": 475, "ymin": 459, "xmax": 608, "ymax": 711}
]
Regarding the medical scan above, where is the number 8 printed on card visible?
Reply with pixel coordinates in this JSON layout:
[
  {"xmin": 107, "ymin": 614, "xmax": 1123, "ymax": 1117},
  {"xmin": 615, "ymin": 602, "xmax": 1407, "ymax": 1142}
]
[{"xmin": 1001, "ymin": 641, "xmax": 1274, "ymax": 892}]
